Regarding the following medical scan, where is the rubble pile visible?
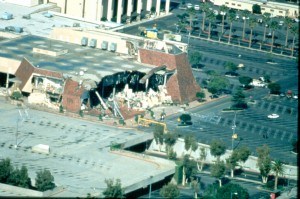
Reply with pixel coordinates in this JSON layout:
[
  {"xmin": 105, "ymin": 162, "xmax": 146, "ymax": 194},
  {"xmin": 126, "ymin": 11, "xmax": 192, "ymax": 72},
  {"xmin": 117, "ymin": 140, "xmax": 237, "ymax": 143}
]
[{"xmin": 115, "ymin": 84, "xmax": 172, "ymax": 111}]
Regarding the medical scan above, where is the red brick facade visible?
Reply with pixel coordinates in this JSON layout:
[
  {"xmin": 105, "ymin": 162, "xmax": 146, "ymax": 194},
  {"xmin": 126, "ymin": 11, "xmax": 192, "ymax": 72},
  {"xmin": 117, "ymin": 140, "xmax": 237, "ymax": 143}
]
[
  {"xmin": 139, "ymin": 48, "xmax": 201, "ymax": 103},
  {"xmin": 62, "ymin": 79, "xmax": 86, "ymax": 113}
]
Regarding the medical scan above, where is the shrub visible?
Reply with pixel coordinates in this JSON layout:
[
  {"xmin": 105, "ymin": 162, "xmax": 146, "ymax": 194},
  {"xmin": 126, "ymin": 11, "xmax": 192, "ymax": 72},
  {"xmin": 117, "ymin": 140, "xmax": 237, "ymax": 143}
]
[{"xmin": 11, "ymin": 91, "xmax": 22, "ymax": 100}]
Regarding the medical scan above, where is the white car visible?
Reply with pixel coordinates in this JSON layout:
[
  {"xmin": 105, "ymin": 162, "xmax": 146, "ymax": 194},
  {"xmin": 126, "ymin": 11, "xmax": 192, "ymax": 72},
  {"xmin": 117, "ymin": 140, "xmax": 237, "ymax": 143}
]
[
  {"xmin": 194, "ymin": 5, "xmax": 200, "ymax": 10},
  {"xmin": 186, "ymin": 3, "xmax": 193, "ymax": 9},
  {"xmin": 268, "ymin": 114, "xmax": 279, "ymax": 119}
]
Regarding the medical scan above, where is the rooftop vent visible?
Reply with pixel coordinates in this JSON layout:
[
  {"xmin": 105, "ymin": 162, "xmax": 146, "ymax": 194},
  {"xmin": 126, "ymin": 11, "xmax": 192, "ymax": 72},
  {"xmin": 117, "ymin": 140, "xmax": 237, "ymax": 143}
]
[
  {"xmin": 89, "ymin": 39, "xmax": 97, "ymax": 48},
  {"xmin": 101, "ymin": 41, "xmax": 108, "ymax": 50},
  {"xmin": 81, "ymin": 37, "xmax": 88, "ymax": 46}
]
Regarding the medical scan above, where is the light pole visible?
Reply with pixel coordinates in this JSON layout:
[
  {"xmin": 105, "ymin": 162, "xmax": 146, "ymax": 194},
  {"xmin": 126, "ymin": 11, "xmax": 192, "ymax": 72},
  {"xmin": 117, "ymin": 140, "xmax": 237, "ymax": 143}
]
[
  {"xmin": 231, "ymin": 192, "xmax": 238, "ymax": 199},
  {"xmin": 148, "ymin": 175, "xmax": 153, "ymax": 199},
  {"xmin": 15, "ymin": 118, "xmax": 20, "ymax": 149},
  {"xmin": 231, "ymin": 111, "xmax": 237, "ymax": 151}
]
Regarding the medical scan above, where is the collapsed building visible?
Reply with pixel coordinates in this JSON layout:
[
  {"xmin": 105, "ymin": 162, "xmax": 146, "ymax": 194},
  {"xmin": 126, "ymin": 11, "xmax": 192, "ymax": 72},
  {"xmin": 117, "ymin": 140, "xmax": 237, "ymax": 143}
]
[{"xmin": 0, "ymin": 28, "xmax": 200, "ymax": 119}]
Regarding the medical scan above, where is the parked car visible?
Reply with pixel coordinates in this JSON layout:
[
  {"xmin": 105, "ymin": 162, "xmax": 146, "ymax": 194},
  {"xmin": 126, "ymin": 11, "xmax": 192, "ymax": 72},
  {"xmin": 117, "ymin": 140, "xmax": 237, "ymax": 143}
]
[
  {"xmin": 268, "ymin": 113, "xmax": 279, "ymax": 119},
  {"xmin": 194, "ymin": 5, "xmax": 200, "ymax": 10},
  {"xmin": 225, "ymin": 71, "xmax": 239, "ymax": 77},
  {"xmin": 186, "ymin": 3, "xmax": 193, "ymax": 9}
]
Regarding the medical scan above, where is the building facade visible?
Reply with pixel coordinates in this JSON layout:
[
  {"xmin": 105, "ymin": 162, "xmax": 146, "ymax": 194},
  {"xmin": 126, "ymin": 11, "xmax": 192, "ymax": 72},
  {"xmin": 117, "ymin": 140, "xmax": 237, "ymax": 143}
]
[
  {"xmin": 211, "ymin": 0, "xmax": 299, "ymax": 18},
  {"xmin": 47, "ymin": 0, "xmax": 170, "ymax": 23}
]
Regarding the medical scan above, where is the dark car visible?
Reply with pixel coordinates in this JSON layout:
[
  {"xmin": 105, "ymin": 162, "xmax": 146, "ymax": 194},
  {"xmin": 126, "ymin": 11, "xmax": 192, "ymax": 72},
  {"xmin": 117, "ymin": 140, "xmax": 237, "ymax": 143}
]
[
  {"xmin": 225, "ymin": 71, "xmax": 239, "ymax": 77},
  {"xmin": 191, "ymin": 63, "xmax": 205, "ymax": 69},
  {"xmin": 210, "ymin": 94, "xmax": 219, "ymax": 99}
]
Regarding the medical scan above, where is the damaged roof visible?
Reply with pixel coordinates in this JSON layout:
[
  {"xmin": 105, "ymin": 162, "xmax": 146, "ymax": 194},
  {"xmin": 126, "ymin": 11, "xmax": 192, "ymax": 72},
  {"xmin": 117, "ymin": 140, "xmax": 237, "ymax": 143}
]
[{"xmin": 0, "ymin": 35, "xmax": 153, "ymax": 83}]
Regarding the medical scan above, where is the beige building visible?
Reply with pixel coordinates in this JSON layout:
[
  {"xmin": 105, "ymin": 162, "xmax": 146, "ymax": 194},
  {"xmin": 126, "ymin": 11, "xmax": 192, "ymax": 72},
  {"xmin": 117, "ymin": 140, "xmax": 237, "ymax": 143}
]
[{"xmin": 211, "ymin": 0, "xmax": 299, "ymax": 18}]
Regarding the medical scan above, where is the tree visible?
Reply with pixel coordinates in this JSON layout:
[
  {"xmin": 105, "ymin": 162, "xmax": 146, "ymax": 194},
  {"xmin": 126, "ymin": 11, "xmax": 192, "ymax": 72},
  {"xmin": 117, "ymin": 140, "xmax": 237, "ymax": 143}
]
[
  {"xmin": 182, "ymin": 155, "xmax": 197, "ymax": 186},
  {"xmin": 184, "ymin": 135, "xmax": 198, "ymax": 154},
  {"xmin": 7, "ymin": 165, "xmax": 31, "ymax": 188},
  {"xmin": 207, "ymin": 76, "xmax": 230, "ymax": 94},
  {"xmin": 216, "ymin": 183, "xmax": 249, "ymax": 199},
  {"xmin": 241, "ymin": 10, "xmax": 251, "ymax": 40},
  {"xmin": 252, "ymin": 4, "xmax": 261, "ymax": 14},
  {"xmin": 164, "ymin": 132, "xmax": 178, "ymax": 159},
  {"xmin": 35, "ymin": 169, "xmax": 55, "ymax": 191},
  {"xmin": 284, "ymin": 17, "xmax": 293, "ymax": 47},
  {"xmin": 268, "ymin": 82, "xmax": 281, "ymax": 95},
  {"xmin": 290, "ymin": 25, "xmax": 298, "ymax": 57},
  {"xmin": 239, "ymin": 76, "xmax": 253, "ymax": 88},
  {"xmin": 263, "ymin": 74, "xmax": 271, "ymax": 83},
  {"xmin": 160, "ymin": 183, "xmax": 180, "ymax": 199},
  {"xmin": 197, "ymin": 147, "xmax": 207, "ymax": 171},
  {"xmin": 188, "ymin": 51, "xmax": 202, "ymax": 66},
  {"xmin": 207, "ymin": 10, "xmax": 216, "ymax": 40},
  {"xmin": 196, "ymin": 91, "xmax": 206, "ymax": 102},
  {"xmin": 256, "ymin": 145, "xmax": 272, "ymax": 183},
  {"xmin": 248, "ymin": 17, "xmax": 257, "ymax": 48},
  {"xmin": 262, "ymin": 13, "xmax": 271, "ymax": 41},
  {"xmin": 11, "ymin": 91, "xmax": 22, "ymax": 100},
  {"xmin": 291, "ymin": 139, "xmax": 298, "ymax": 153},
  {"xmin": 272, "ymin": 160, "xmax": 284, "ymax": 190},
  {"xmin": 210, "ymin": 159, "xmax": 226, "ymax": 187},
  {"xmin": 191, "ymin": 179, "xmax": 200, "ymax": 199},
  {"xmin": 179, "ymin": 114, "xmax": 192, "ymax": 125},
  {"xmin": 227, "ymin": 10, "xmax": 237, "ymax": 44},
  {"xmin": 226, "ymin": 146, "xmax": 251, "ymax": 178},
  {"xmin": 0, "ymin": 158, "xmax": 13, "ymax": 183},
  {"xmin": 102, "ymin": 178, "xmax": 124, "ymax": 199},
  {"xmin": 224, "ymin": 62, "xmax": 238, "ymax": 72},
  {"xmin": 232, "ymin": 89, "xmax": 247, "ymax": 109},
  {"xmin": 154, "ymin": 124, "xmax": 164, "ymax": 151},
  {"xmin": 219, "ymin": 5, "xmax": 229, "ymax": 34},
  {"xmin": 269, "ymin": 21, "xmax": 279, "ymax": 53},
  {"xmin": 201, "ymin": 3, "xmax": 211, "ymax": 32},
  {"xmin": 210, "ymin": 139, "xmax": 226, "ymax": 160},
  {"xmin": 187, "ymin": 7, "xmax": 196, "ymax": 46}
]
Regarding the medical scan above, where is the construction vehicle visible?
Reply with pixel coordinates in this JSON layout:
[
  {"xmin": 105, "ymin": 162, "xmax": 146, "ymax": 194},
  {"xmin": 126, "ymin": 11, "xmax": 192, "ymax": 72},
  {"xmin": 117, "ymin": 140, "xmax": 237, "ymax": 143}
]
[{"xmin": 137, "ymin": 116, "xmax": 167, "ymax": 133}]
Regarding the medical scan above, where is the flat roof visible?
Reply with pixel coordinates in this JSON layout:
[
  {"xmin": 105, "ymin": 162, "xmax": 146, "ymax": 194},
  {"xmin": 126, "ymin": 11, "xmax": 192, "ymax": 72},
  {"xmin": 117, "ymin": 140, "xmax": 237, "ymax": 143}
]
[
  {"xmin": 0, "ymin": 35, "xmax": 153, "ymax": 82},
  {"xmin": 0, "ymin": 99, "xmax": 175, "ymax": 197}
]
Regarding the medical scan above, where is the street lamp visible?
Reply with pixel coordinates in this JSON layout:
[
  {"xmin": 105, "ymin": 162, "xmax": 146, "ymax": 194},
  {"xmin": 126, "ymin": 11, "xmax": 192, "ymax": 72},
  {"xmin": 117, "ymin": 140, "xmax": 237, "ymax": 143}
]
[
  {"xmin": 148, "ymin": 176, "xmax": 153, "ymax": 199},
  {"xmin": 231, "ymin": 192, "xmax": 238, "ymax": 199},
  {"xmin": 231, "ymin": 111, "xmax": 238, "ymax": 151}
]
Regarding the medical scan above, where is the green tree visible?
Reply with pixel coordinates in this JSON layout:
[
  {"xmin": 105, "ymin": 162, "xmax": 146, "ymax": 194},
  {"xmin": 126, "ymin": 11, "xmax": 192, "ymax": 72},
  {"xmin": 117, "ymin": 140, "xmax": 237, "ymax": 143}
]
[
  {"xmin": 227, "ymin": 10, "xmax": 237, "ymax": 44},
  {"xmin": 7, "ymin": 165, "xmax": 31, "ymax": 188},
  {"xmin": 263, "ymin": 74, "xmax": 271, "ymax": 83},
  {"xmin": 184, "ymin": 135, "xmax": 198, "ymax": 154},
  {"xmin": 207, "ymin": 10, "xmax": 216, "ymax": 40},
  {"xmin": 182, "ymin": 155, "xmax": 197, "ymax": 186},
  {"xmin": 272, "ymin": 160, "xmax": 285, "ymax": 190},
  {"xmin": 154, "ymin": 124, "xmax": 164, "ymax": 151},
  {"xmin": 188, "ymin": 51, "xmax": 202, "ymax": 66},
  {"xmin": 232, "ymin": 89, "xmax": 247, "ymax": 109},
  {"xmin": 191, "ymin": 179, "xmax": 200, "ymax": 199},
  {"xmin": 160, "ymin": 183, "xmax": 180, "ymax": 199},
  {"xmin": 196, "ymin": 91, "xmax": 206, "ymax": 102},
  {"xmin": 179, "ymin": 114, "xmax": 192, "ymax": 125},
  {"xmin": 210, "ymin": 140, "xmax": 226, "ymax": 160},
  {"xmin": 216, "ymin": 183, "xmax": 249, "ymax": 199},
  {"xmin": 227, "ymin": 146, "xmax": 251, "ymax": 177},
  {"xmin": 241, "ymin": 10, "xmax": 251, "ymax": 40},
  {"xmin": 0, "ymin": 158, "xmax": 13, "ymax": 183},
  {"xmin": 268, "ymin": 82, "xmax": 281, "ymax": 95},
  {"xmin": 239, "ymin": 76, "xmax": 253, "ymax": 88},
  {"xmin": 35, "ymin": 169, "xmax": 55, "ymax": 191},
  {"xmin": 252, "ymin": 4, "xmax": 261, "ymax": 14},
  {"xmin": 102, "ymin": 179, "xmax": 124, "ymax": 199},
  {"xmin": 248, "ymin": 17, "xmax": 257, "ymax": 48},
  {"xmin": 11, "ymin": 91, "xmax": 22, "ymax": 100},
  {"xmin": 201, "ymin": 3, "xmax": 211, "ymax": 32},
  {"xmin": 187, "ymin": 7, "xmax": 196, "ymax": 46},
  {"xmin": 262, "ymin": 13, "xmax": 271, "ymax": 41},
  {"xmin": 207, "ymin": 76, "xmax": 230, "ymax": 94},
  {"xmin": 236, "ymin": 146, "xmax": 251, "ymax": 163},
  {"xmin": 256, "ymin": 145, "xmax": 272, "ymax": 183},
  {"xmin": 291, "ymin": 139, "xmax": 298, "ymax": 153},
  {"xmin": 290, "ymin": 25, "xmax": 298, "ymax": 57},
  {"xmin": 224, "ymin": 62, "xmax": 238, "ymax": 72},
  {"xmin": 197, "ymin": 147, "xmax": 207, "ymax": 171},
  {"xmin": 284, "ymin": 17, "xmax": 293, "ymax": 47},
  {"xmin": 219, "ymin": 5, "xmax": 229, "ymax": 34},
  {"xmin": 164, "ymin": 132, "xmax": 178, "ymax": 159},
  {"xmin": 210, "ymin": 159, "xmax": 226, "ymax": 187},
  {"xmin": 269, "ymin": 21, "xmax": 279, "ymax": 53}
]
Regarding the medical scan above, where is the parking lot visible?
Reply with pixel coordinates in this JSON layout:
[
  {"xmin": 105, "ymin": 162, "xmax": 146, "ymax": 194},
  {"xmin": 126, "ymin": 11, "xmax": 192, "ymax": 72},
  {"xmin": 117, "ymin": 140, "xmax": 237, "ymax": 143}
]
[{"xmin": 0, "ymin": 97, "xmax": 174, "ymax": 197}]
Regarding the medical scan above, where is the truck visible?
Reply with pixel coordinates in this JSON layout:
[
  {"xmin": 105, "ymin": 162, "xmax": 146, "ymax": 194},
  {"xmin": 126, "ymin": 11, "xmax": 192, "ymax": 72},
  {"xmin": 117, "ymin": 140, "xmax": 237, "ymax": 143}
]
[{"xmin": 250, "ymin": 79, "xmax": 267, "ymax": 87}]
